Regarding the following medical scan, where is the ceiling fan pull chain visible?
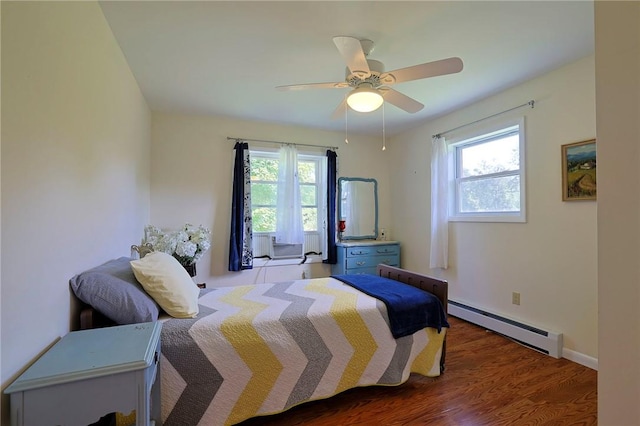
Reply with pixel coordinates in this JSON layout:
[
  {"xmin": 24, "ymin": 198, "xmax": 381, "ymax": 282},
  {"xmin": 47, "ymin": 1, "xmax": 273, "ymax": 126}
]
[
  {"xmin": 345, "ymin": 95, "xmax": 349, "ymax": 144},
  {"xmin": 382, "ymin": 102, "xmax": 386, "ymax": 151}
]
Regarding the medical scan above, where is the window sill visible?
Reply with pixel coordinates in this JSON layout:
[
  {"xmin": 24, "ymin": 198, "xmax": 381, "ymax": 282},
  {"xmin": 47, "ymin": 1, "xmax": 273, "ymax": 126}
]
[
  {"xmin": 448, "ymin": 213, "xmax": 526, "ymax": 223},
  {"xmin": 253, "ymin": 255, "xmax": 323, "ymax": 267}
]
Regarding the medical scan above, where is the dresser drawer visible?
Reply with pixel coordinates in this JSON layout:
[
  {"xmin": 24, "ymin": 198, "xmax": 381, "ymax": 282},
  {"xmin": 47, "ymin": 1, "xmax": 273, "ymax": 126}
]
[
  {"xmin": 346, "ymin": 245, "xmax": 399, "ymax": 258},
  {"xmin": 346, "ymin": 255, "xmax": 399, "ymax": 270},
  {"xmin": 346, "ymin": 257, "xmax": 376, "ymax": 269},
  {"xmin": 332, "ymin": 242, "xmax": 401, "ymax": 275},
  {"xmin": 345, "ymin": 266, "xmax": 378, "ymax": 275}
]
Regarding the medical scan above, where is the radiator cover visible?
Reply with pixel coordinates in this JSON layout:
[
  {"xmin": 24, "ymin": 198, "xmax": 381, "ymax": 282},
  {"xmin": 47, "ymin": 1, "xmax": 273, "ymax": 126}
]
[{"xmin": 449, "ymin": 300, "xmax": 563, "ymax": 358}]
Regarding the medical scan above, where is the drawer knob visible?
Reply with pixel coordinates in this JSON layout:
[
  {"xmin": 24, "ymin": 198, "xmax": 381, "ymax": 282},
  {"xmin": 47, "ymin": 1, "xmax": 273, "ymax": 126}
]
[{"xmin": 356, "ymin": 261, "xmax": 366, "ymax": 266}]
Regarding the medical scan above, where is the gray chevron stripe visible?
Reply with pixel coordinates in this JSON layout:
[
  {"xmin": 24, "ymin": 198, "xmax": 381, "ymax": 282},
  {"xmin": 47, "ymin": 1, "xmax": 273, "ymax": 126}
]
[
  {"xmin": 264, "ymin": 281, "xmax": 333, "ymax": 408},
  {"xmin": 378, "ymin": 334, "xmax": 414, "ymax": 384},
  {"xmin": 375, "ymin": 300, "xmax": 414, "ymax": 385},
  {"xmin": 162, "ymin": 294, "xmax": 220, "ymax": 426}
]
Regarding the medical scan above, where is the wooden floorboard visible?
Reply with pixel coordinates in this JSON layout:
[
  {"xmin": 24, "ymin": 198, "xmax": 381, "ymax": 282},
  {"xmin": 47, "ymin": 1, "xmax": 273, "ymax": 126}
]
[{"xmin": 238, "ymin": 316, "xmax": 597, "ymax": 426}]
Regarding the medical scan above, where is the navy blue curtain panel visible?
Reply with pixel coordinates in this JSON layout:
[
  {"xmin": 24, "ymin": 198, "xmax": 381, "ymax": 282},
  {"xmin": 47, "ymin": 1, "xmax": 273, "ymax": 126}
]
[
  {"xmin": 324, "ymin": 149, "xmax": 338, "ymax": 264},
  {"xmin": 228, "ymin": 142, "xmax": 252, "ymax": 271}
]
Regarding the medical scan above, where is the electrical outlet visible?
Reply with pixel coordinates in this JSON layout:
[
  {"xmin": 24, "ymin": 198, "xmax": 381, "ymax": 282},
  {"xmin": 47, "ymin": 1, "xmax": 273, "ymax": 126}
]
[{"xmin": 512, "ymin": 292, "xmax": 521, "ymax": 305}]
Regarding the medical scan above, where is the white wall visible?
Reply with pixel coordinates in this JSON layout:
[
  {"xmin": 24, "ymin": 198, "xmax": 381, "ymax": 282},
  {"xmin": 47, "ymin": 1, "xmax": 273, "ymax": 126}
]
[
  {"xmin": 150, "ymin": 112, "xmax": 392, "ymax": 286},
  {"xmin": 3, "ymin": 3, "xmax": 635, "ymax": 424},
  {"xmin": 0, "ymin": 3, "xmax": 4, "ymax": 419},
  {"xmin": 0, "ymin": 2, "xmax": 150, "ymax": 421},
  {"xmin": 595, "ymin": 2, "xmax": 640, "ymax": 424},
  {"xmin": 389, "ymin": 56, "xmax": 598, "ymax": 363}
]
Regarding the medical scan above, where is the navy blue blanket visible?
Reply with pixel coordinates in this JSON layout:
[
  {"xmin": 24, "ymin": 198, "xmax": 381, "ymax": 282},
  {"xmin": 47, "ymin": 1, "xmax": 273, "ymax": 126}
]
[{"xmin": 332, "ymin": 274, "xmax": 449, "ymax": 339}]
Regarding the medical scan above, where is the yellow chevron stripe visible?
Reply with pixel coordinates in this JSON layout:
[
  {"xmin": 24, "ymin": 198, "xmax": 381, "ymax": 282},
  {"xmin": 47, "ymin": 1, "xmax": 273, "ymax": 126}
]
[
  {"xmin": 411, "ymin": 328, "xmax": 447, "ymax": 376},
  {"xmin": 307, "ymin": 278, "xmax": 378, "ymax": 392},
  {"xmin": 220, "ymin": 286, "xmax": 283, "ymax": 424}
]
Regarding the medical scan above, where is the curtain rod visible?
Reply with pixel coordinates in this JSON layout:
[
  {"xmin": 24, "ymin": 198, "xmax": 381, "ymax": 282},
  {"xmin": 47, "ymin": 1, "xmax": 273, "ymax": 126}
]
[
  {"xmin": 433, "ymin": 100, "xmax": 535, "ymax": 139},
  {"xmin": 227, "ymin": 136, "xmax": 338, "ymax": 151}
]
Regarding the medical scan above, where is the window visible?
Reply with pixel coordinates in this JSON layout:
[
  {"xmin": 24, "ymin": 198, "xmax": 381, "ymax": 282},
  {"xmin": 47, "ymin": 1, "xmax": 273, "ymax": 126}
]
[
  {"xmin": 298, "ymin": 159, "xmax": 320, "ymax": 232},
  {"xmin": 250, "ymin": 149, "xmax": 325, "ymax": 257},
  {"xmin": 449, "ymin": 118, "xmax": 526, "ymax": 222}
]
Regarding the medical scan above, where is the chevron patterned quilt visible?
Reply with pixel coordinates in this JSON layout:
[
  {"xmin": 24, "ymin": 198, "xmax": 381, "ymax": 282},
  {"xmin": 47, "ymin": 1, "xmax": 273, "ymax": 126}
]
[{"xmin": 160, "ymin": 276, "xmax": 447, "ymax": 425}]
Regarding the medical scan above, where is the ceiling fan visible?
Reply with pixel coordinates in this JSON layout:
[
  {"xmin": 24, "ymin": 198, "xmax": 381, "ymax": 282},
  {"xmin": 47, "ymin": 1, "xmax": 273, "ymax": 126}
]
[{"xmin": 276, "ymin": 36, "xmax": 464, "ymax": 118}]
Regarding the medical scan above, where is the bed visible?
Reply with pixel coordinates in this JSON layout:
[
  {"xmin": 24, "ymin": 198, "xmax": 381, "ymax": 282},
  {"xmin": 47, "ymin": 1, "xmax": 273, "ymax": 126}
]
[{"xmin": 72, "ymin": 260, "xmax": 448, "ymax": 426}]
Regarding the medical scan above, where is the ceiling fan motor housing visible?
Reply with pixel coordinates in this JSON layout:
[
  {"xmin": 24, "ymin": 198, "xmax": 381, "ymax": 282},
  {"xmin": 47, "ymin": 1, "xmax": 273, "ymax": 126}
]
[{"xmin": 345, "ymin": 59, "xmax": 395, "ymax": 88}]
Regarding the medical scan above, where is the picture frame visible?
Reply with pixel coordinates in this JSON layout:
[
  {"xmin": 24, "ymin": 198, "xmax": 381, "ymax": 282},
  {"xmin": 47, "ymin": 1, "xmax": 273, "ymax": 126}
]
[{"xmin": 561, "ymin": 139, "xmax": 597, "ymax": 201}]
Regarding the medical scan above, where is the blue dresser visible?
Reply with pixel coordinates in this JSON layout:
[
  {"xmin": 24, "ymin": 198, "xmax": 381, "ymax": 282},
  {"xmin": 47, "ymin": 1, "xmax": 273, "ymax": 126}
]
[{"xmin": 332, "ymin": 240, "xmax": 400, "ymax": 275}]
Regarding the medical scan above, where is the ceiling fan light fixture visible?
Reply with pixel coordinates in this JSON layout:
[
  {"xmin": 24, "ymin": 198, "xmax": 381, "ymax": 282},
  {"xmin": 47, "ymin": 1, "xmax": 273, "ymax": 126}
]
[{"xmin": 346, "ymin": 86, "xmax": 384, "ymax": 113}]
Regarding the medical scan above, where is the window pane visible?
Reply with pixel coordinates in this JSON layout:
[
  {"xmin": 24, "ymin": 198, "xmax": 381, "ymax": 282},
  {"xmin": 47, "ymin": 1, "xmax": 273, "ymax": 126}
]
[
  {"xmin": 302, "ymin": 207, "xmax": 317, "ymax": 231},
  {"xmin": 461, "ymin": 134, "xmax": 519, "ymax": 178},
  {"xmin": 298, "ymin": 161, "xmax": 316, "ymax": 183},
  {"xmin": 251, "ymin": 157, "xmax": 279, "ymax": 181},
  {"xmin": 300, "ymin": 184, "xmax": 316, "ymax": 206},
  {"xmin": 252, "ymin": 207, "xmax": 276, "ymax": 232},
  {"xmin": 249, "ymin": 152, "xmax": 323, "ymax": 232},
  {"xmin": 459, "ymin": 175, "xmax": 520, "ymax": 213},
  {"xmin": 251, "ymin": 183, "xmax": 277, "ymax": 206}
]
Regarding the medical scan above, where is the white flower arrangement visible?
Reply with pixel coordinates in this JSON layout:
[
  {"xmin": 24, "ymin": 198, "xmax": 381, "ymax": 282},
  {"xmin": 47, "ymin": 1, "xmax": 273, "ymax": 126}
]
[{"xmin": 143, "ymin": 223, "xmax": 211, "ymax": 266}]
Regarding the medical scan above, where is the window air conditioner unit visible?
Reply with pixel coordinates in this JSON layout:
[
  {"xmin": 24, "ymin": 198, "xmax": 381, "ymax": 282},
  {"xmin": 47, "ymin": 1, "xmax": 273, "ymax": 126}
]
[{"xmin": 270, "ymin": 236, "xmax": 304, "ymax": 259}]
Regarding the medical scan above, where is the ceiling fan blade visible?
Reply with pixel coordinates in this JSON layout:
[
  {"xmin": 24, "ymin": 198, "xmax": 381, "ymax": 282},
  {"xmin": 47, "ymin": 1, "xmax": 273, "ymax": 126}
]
[
  {"xmin": 380, "ymin": 88, "xmax": 424, "ymax": 113},
  {"xmin": 333, "ymin": 36, "xmax": 370, "ymax": 78},
  {"xmin": 276, "ymin": 82, "xmax": 347, "ymax": 91},
  {"xmin": 385, "ymin": 57, "xmax": 463, "ymax": 84},
  {"xmin": 331, "ymin": 98, "xmax": 347, "ymax": 120}
]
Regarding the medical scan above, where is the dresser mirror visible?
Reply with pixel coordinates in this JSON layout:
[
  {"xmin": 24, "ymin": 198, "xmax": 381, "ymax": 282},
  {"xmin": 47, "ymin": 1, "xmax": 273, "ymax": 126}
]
[{"xmin": 338, "ymin": 177, "xmax": 378, "ymax": 240}]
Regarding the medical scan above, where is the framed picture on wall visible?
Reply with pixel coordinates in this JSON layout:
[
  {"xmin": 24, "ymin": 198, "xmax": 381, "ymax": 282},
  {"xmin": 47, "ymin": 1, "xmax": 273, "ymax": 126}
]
[{"xmin": 561, "ymin": 139, "xmax": 597, "ymax": 201}]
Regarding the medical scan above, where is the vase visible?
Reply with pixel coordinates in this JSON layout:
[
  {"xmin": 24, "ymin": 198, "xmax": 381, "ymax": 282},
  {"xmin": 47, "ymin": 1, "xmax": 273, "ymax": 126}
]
[
  {"xmin": 183, "ymin": 263, "xmax": 197, "ymax": 277},
  {"xmin": 338, "ymin": 220, "xmax": 346, "ymax": 241}
]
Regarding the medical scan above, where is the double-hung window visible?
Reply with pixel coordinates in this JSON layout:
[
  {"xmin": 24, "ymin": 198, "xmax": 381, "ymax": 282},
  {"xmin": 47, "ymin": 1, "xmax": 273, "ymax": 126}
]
[
  {"xmin": 250, "ymin": 149, "xmax": 324, "ymax": 256},
  {"xmin": 449, "ymin": 118, "xmax": 526, "ymax": 222}
]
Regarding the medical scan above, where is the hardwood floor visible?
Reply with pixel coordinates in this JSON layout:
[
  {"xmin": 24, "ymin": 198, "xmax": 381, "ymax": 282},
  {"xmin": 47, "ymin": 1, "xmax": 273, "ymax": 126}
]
[{"xmin": 239, "ymin": 316, "xmax": 597, "ymax": 426}]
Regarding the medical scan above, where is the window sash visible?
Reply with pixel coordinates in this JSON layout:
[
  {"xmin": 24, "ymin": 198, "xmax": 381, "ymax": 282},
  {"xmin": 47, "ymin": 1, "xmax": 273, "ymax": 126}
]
[
  {"xmin": 449, "ymin": 119, "xmax": 526, "ymax": 223},
  {"xmin": 455, "ymin": 128, "xmax": 519, "ymax": 178},
  {"xmin": 250, "ymin": 150, "xmax": 322, "ymax": 233},
  {"xmin": 457, "ymin": 174, "xmax": 521, "ymax": 213}
]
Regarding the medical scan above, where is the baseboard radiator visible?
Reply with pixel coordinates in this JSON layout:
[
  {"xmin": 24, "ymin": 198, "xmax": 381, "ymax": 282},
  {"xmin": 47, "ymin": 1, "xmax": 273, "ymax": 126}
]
[{"xmin": 449, "ymin": 300, "xmax": 563, "ymax": 358}]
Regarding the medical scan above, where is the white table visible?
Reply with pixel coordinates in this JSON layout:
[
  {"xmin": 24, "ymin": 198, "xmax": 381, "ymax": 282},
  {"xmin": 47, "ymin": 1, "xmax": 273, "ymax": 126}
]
[{"xmin": 5, "ymin": 322, "xmax": 162, "ymax": 426}]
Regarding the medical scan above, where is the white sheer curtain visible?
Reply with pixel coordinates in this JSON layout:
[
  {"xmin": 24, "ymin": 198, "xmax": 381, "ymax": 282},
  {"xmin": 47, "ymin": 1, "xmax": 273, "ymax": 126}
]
[
  {"xmin": 275, "ymin": 144, "xmax": 304, "ymax": 245},
  {"xmin": 430, "ymin": 135, "xmax": 449, "ymax": 269},
  {"xmin": 318, "ymin": 156, "xmax": 329, "ymax": 260}
]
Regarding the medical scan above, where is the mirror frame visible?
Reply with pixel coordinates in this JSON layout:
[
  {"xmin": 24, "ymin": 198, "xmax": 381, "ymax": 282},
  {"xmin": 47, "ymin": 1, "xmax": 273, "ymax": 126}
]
[{"xmin": 338, "ymin": 177, "xmax": 378, "ymax": 240}]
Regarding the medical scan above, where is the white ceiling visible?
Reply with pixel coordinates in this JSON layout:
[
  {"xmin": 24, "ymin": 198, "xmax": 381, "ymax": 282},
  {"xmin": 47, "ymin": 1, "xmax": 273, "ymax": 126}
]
[{"xmin": 99, "ymin": 1, "xmax": 594, "ymax": 136}]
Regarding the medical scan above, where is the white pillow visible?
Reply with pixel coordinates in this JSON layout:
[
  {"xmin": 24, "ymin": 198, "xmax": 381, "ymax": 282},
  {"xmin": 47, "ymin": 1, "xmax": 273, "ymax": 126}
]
[{"xmin": 130, "ymin": 252, "xmax": 199, "ymax": 318}]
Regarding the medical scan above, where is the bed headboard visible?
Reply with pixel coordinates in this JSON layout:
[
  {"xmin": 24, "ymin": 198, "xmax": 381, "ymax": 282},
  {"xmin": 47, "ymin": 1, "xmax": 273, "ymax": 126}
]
[
  {"xmin": 79, "ymin": 304, "xmax": 115, "ymax": 330},
  {"xmin": 377, "ymin": 264, "xmax": 448, "ymax": 313}
]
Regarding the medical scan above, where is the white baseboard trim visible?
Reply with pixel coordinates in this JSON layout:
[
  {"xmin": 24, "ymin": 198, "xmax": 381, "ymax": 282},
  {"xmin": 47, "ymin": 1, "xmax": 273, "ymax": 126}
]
[{"xmin": 562, "ymin": 347, "xmax": 598, "ymax": 371}]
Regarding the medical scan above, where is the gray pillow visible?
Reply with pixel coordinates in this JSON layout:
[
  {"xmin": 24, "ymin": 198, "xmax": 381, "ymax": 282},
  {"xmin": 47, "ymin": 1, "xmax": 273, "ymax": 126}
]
[{"xmin": 70, "ymin": 257, "xmax": 160, "ymax": 324}]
